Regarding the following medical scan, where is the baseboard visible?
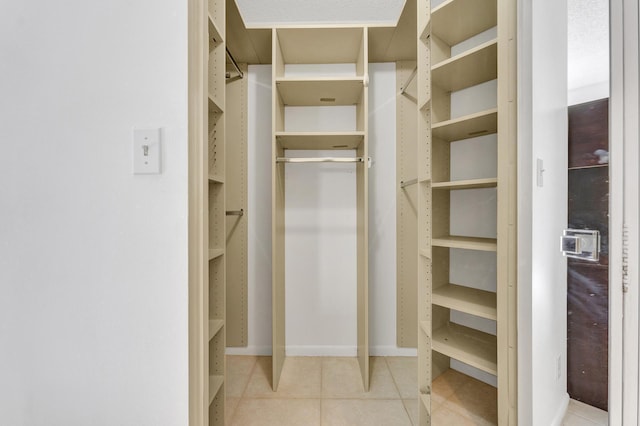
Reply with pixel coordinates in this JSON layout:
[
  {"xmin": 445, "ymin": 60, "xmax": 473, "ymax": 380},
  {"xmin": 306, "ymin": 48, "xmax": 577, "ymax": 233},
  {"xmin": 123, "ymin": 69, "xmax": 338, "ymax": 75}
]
[
  {"xmin": 225, "ymin": 345, "xmax": 418, "ymax": 357},
  {"xmin": 370, "ymin": 346, "xmax": 417, "ymax": 356},
  {"xmin": 550, "ymin": 392, "xmax": 570, "ymax": 426},
  {"xmin": 225, "ymin": 345, "xmax": 271, "ymax": 356}
]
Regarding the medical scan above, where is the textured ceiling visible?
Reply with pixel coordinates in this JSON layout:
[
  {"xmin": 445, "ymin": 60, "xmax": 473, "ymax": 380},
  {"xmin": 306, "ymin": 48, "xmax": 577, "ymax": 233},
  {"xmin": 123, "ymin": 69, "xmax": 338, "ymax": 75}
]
[
  {"xmin": 568, "ymin": 0, "xmax": 609, "ymax": 90},
  {"xmin": 235, "ymin": 0, "xmax": 406, "ymax": 27}
]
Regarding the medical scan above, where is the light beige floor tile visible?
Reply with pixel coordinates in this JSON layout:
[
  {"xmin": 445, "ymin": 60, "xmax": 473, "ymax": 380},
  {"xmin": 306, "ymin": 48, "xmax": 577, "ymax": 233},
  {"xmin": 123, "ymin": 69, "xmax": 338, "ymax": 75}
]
[
  {"xmin": 225, "ymin": 397, "xmax": 240, "ymax": 424},
  {"xmin": 567, "ymin": 400, "xmax": 608, "ymax": 425},
  {"xmin": 244, "ymin": 356, "xmax": 322, "ymax": 398},
  {"xmin": 226, "ymin": 355, "xmax": 257, "ymax": 397},
  {"xmin": 387, "ymin": 357, "xmax": 418, "ymax": 399},
  {"xmin": 231, "ymin": 398, "xmax": 321, "ymax": 426},
  {"xmin": 444, "ymin": 377, "xmax": 498, "ymax": 425},
  {"xmin": 563, "ymin": 412, "xmax": 600, "ymax": 426},
  {"xmin": 431, "ymin": 405, "xmax": 476, "ymax": 425},
  {"xmin": 402, "ymin": 399, "xmax": 419, "ymax": 426},
  {"xmin": 322, "ymin": 356, "xmax": 400, "ymax": 399},
  {"xmin": 322, "ymin": 399, "xmax": 412, "ymax": 426},
  {"xmin": 432, "ymin": 369, "xmax": 470, "ymax": 401}
]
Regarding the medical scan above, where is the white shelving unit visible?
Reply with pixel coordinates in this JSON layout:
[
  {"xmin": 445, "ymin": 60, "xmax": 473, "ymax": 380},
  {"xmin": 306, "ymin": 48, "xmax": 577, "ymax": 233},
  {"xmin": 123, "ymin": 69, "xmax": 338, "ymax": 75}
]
[
  {"xmin": 271, "ymin": 26, "xmax": 371, "ymax": 392},
  {"xmin": 417, "ymin": 0, "xmax": 517, "ymax": 423}
]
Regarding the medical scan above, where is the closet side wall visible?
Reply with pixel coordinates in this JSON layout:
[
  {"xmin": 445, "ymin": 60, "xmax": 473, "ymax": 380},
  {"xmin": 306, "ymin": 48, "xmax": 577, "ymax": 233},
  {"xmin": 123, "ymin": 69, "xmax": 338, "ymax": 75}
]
[
  {"xmin": 397, "ymin": 61, "xmax": 419, "ymax": 348},
  {"xmin": 226, "ymin": 64, "xmax": 249, "ymax": 348}
]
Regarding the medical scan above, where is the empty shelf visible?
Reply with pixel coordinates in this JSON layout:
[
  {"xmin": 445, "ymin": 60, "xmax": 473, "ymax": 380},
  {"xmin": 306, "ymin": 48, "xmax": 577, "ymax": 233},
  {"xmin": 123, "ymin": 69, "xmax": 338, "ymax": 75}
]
[
  {"xmin": 431, "ymin": 0, "xmax": 497, "ymax": 46},
  {"xmin": 208, "ymin": 174, "xmax": 224, "ymax": 184},
  {"xmin": 432, "ymin": 178, "xmax": 498, "ymax": 190},
  {"xmin": 209, "ymin": 248, "xmax": 224, "ymax": 260},
  {"xmin": 275, "ymin": 132, "xmax": 365, "ymax": 150},
  {"xmin": 419, "ymin": 248, "xmax": 431, "ymax": 259},
  {"xmin": 208, "ymin": 94, "xmax": 223, "ymax": 113},
  {"xmin": 209, "ymin": 320, "xmax": 224, "ymax": 340},
  {"xmin": 432, "ymin": 39, "xmax": 498, "ymax": 92},
  {"xmin": 276, "ymin": 27, "xmax": 364, "ymax": 64},
  {"xmin": 432, "ymin": 108, "xmax": 498, "ymax": 142},
  {"xmin": 431, "ymin": 236, "xmax": 497, "ymax": 251},
  {"xmin": 276, "ymin": 78, "xmax": 364, "ymax": 106},
  {"xmin": 420, "ymin": 320, "xmax": 429, "ymax": 336},
  {"xmin": 432, "ymin": 284, "xmax": 497, "ymax": 320},
  {"xmin": 420, "ymin": 393, "xmax": 431, "ymax": 415},
  {"xmin": 208, "ymin": 14, "xmax": 223, "ymax": 46},
  {"xmin": 432, "ymin": 322, "xmax": 497, "ymax": 376},
  {"xmin": 209, "ymin": 375, "xmax": 224, "ymax": 405}
]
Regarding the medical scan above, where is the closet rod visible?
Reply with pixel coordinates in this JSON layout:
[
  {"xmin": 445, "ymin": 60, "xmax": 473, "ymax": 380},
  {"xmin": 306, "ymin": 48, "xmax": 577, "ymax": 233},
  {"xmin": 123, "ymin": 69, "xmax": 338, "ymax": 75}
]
[
  {"xmin": 226, "ymin": 209, "xmax": 244, "ymax": 216},
  {"xmin": 400, "ymin": 178, "xmax": 418, "ymax": 188},
  {"xmin": 400, "ymin": 66, "xmax": 417, "ymax": 95},
  {"xmin": 276, "ymin": 157, "xmax": 364, "ymax": 164},
  {"xmin": 226, "ymin": 47, "xmax": 244, "ymax": 79}
]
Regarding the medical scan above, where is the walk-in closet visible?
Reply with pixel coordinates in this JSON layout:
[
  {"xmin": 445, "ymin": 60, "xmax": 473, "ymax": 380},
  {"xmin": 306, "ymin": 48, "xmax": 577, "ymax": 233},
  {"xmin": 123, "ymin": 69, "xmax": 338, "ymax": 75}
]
[{"xmin": 198, "ymin": 0, "xmax": 517, "ymax": 424}]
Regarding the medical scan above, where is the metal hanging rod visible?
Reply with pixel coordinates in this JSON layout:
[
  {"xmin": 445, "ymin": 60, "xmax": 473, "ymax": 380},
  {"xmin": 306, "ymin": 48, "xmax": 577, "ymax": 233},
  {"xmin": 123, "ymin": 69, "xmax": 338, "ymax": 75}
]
[
  {"xmin": 400, "ymin": 178, "xmax": 418, "ymax": 188},
  {"xmin": 276, "ymin": 157, "xmax": 364, "ymax": 164},
  {"xmin": 226, "ymin": 209, "xmax": 244, "ymax": 216},
  {"xmin": 400, "ymin": 66, "xmax": 418, "ymax": 95},
  {"xmin": 226, "ymin": 47, "xmax": 244, "ymax": 79}
]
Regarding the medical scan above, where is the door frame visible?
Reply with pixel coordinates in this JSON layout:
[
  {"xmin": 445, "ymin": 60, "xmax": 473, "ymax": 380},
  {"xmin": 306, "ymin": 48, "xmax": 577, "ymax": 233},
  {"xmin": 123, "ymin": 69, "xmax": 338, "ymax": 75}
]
[
  {"xmin": 610, "ymin": 0, "xmax": 638, "ymax": 423},
  {"xmin": 188, "ymin": 0, "xmax": 208, "ymax": 424}
]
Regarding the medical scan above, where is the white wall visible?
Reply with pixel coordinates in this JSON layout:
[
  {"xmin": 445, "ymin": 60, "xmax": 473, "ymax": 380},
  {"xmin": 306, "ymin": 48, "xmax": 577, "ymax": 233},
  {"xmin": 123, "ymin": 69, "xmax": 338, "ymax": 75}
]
[
  {"xmin": 0, "ymin": 1, "xmax": 189, "ymax": 425},
  {"xmin": 518, "ymin": 0, "xmax": 570, "ymax": 424},
  {"xmin": 236, "ymin": 63, "xmax": 407, "ymax": 356}
]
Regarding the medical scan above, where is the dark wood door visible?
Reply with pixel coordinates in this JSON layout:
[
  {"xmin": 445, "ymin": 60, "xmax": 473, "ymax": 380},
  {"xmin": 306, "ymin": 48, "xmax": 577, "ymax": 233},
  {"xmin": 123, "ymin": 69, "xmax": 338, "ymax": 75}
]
[{"xmin": 567, "ymin": 98, "xmax": 609, "ymax": 411}]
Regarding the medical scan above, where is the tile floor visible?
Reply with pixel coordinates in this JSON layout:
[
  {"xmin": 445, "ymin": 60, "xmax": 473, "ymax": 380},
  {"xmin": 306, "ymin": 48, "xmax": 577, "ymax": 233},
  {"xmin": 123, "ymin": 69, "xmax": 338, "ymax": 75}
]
[
  {"xmin": 226, "ymin": 355, "xmax": 498, "ymax": 426},
  {"xmin": 562, "ymin": 399, "xmax": 608, "ymax": 426}
]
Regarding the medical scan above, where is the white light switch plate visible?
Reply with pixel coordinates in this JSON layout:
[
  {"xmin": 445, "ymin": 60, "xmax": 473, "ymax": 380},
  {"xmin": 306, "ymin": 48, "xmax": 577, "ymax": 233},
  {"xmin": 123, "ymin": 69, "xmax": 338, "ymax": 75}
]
[{"xmin": 133, "ymin": 128, "xmax": 161, "ymax": 174}]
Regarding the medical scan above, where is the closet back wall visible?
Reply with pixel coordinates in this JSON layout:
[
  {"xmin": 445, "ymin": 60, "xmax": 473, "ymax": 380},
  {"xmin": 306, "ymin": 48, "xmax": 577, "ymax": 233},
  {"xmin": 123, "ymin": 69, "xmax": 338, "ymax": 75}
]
[{"xmin": 232, "ymin": 63, "xmax": 414, "ymax": 356}]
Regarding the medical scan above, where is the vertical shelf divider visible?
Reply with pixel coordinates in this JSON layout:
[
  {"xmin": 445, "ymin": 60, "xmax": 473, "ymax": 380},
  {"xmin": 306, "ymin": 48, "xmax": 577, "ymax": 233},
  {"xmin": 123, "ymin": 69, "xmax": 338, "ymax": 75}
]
[{"xmin": 205, "ymin": 0, "xmax": 226, "ymax": 424}]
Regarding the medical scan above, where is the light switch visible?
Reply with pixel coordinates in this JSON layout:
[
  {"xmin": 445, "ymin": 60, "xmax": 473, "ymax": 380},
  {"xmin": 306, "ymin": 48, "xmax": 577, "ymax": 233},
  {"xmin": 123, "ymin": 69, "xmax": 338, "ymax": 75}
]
[{"xmin": 133, "ymin": 128, "xmax": 161, "ymax": 174}]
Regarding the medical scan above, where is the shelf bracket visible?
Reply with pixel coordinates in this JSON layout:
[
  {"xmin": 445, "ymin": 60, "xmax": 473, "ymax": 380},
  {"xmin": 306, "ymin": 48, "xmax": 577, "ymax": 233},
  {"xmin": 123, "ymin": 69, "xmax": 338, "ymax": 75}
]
[
  {"xmin": 226, "ymin": 47, "xmax": 244, "ymax": 79},
  {"xmin": 400, "ymin": 178, "xmax": 418, "ymax": 188},
  {"xmin": 400, "ymin": 66, "xmax": 418, "ymax": 95}
]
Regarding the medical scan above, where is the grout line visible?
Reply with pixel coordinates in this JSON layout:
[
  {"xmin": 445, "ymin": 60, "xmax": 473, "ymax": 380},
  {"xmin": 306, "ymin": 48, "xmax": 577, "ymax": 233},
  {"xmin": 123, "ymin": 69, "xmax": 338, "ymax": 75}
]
[
  {"xmin": 384, "ymin": 357, "xmax": 414, "ymax": 424},
  {"xmin": 240, "ymin": 355, "xmax": 259, "ymax": 398},
  {"xmin": 384, "ymin": 357, "xmax": 404, "ymax": 398}
]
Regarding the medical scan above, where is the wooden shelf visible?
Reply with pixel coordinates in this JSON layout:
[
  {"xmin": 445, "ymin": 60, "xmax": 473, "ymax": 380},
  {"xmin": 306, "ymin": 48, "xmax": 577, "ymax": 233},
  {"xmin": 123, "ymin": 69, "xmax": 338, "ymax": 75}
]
[
  {"xmin": 420, "ymin": 320, "xmax": 429, "ymax": 336},
  {"xmin": 432, "ymin": 39, "xmax": 497, "ymax": 92},
  {"xmin": 419, "ymin": 97, "xmax": 431, "ymax": 112},
  {"xmin": 432, "ymin": 322, "xmax": 497, "ymax": 376},
  {"xmin": 208, "ymin": 375, "xmax": 224, "ymax": 405},
  {"xmin": 209, "ymin": 248, "xmax": 224, "ymax": 260},
  {"xmin": 208, "ymin": 174, "xmax": 224, "ymax": 184},
  {"xmin": 419, "ymin": 248, "xmax": 431, "ymax": 259},
  {"xmin": 419, "ymin": 19, "xmax": 431, "ymax": 42},
  {"xmin": 431, "ymin": 236, "xmax": 497, "ymax": 251},
  {"xmin": 431, "ymin": 0, "xmax": 497, "ymax": 46},
  {"xmin": 432, "ymin": 108, "xmax": 498, "ymax": 142},
  {"xmin": 209, "ymin": 319, "xmax": 224, "ymax": 340},
  {"xmin": 275, "ymin": 132, "xmax": 364, "ymax": 150},
  {"xmin": 275, "ymin": 78, "xmax": 364, "ymax": 106},
  {"xmin": 276, "ymin": 27, "xmax": 364, "ymax": 65},
  {"xmin": 433, "ymin": 284, "xmax": 497, "ymax": 320},
  {"xmin": 432, "ymin": 178, "xmax": 497, "ymax": 190},
  {"xmin": 208, "ymin": 94, "xmax": 224, "ymax": 113},
  {"xmin": 420, "ymin": 393, "xmax": 431, "ymax": 415},
  {"xmin": 208, "ymin": 14, "xmax": 224, "ymax": 46}
]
